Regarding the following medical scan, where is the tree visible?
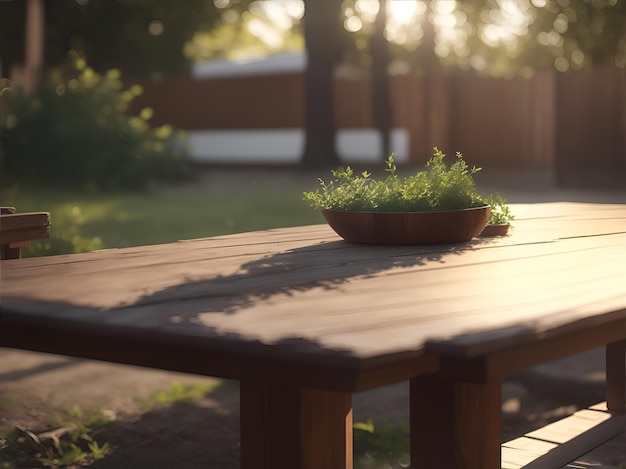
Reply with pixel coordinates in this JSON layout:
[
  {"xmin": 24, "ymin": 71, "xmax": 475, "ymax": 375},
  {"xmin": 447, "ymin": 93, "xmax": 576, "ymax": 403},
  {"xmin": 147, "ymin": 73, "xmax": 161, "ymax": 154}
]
[
  {"xmin": 301, "ymin": 0, "xmax": 344, "ymax": 168},
  {"xmin": 370, "ymin": 0, "xmax": 392, "ymax": 160},
  {"xmin": 421, "ymin": 0, "xmax": 626, "ymax": 77},
  {"xmin": 0, "ymin": 0, "xmax": 228, "ymax": 79}
]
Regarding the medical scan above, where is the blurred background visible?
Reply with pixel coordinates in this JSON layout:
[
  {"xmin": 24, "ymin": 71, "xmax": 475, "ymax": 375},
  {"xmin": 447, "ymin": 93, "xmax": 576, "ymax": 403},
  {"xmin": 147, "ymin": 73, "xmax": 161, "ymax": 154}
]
[
  {"xmin": 0, "ymin": 0, "xmax": 625, "ymax": 255},
  {"xmin": 1, "ymin": 3, "xmax": 625, "ymax": 468}
]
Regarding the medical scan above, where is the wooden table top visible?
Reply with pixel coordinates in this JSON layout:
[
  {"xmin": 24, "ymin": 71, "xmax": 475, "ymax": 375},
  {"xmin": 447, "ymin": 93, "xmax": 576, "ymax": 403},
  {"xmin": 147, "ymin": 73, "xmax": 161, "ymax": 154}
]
[{"xmin": 1, "ymin": 202, "xmax": 625, "ymax": 391}]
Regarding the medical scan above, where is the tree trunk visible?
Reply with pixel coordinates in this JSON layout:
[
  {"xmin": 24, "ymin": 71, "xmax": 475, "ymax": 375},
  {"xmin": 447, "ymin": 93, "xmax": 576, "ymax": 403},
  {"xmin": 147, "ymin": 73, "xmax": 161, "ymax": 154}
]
[
  {"xmin": 371, "ymin": 0, "xmax": 392, "ymax": 160},
  {"xmin": 301, "ymin": 0, "xmax": 343, "ymax": 168}
]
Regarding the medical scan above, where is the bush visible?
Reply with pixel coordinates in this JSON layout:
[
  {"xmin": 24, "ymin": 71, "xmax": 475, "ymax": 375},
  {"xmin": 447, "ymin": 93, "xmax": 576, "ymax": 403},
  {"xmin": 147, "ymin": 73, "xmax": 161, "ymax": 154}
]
[{"xmin": 0, "ymin": 57, "xmax": 193, "ymax": 191}]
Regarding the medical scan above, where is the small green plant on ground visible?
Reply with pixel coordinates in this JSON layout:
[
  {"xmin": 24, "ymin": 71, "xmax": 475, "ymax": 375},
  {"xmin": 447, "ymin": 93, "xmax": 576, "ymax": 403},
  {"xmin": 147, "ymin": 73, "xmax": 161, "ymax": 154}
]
[
  {"xmin": 0, "ymin": 380, "xmax": 228, "ymax": 468},
  {"xmin": 485, "ymin": 193, "xmax": 515, "ymax": 226},
  {"xmin": 0, "ymin": 398, "xmax": 18, "ymax": 413},
  {"xmin": 353, "ymin": 418, "xmax": 410, "ymax": 468},
  {"xmin": 303, "ymin": 148, "xmax": 486, "ymax": 212},
  {"xmin": 135, "ymin": 380, "xmax": 221, "ymax": 410},
  {"xmin": 0, "ymin": 405, "xmax": 111, "ymax": 468},
  {"xmin": 43, "ymin": 426, "xmax": 110, "ymax": 467}
]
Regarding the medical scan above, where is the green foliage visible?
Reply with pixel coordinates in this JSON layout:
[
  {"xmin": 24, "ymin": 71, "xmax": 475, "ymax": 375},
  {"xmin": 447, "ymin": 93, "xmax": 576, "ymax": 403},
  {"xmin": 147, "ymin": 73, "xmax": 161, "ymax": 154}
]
[
  {"xmin": 135, "ymin": 381, "xmax": 220, "ymax": 410},
  {"xmin": 0, "ymin": 57, "xmax": 193, "ymax": 191},
  {"xmin": 485, "ymin": 193, "xmax": 515, "ymax": 226},
  {"xmin": 56, "ymin": 405, "xmax": 113, "ymax": 431},
  {"xmin": 353, "ymin": 419, "xmax": 410, "ymax": 468},
  {"xmin": 0, "ymin": 0, "xmax": 228, "ymax": 78},
  {"xmin": 2, "ymin": 182, "xmax": 325, "ymax": 257},
  {"xmin": 42, "ymin": 425, "xmax": 110, "ymax": 467},
  {"xmin": 0, "ymin": 415, "xmax": 110, "ymax": 468},
  {"xmin": 303, "ymin": 148, "xmax": 486, "ymax": 212},
  {"xmin": 0, "ymin": 398, "xmax": 18, "ymax": 412}
]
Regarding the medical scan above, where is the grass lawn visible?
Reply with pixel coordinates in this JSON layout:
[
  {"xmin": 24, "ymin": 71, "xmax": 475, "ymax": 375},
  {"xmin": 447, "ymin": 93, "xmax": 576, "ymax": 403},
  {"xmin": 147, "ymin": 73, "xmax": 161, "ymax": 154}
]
[{"xmin": 1, "ymin": 179, "xmax": 326, "ymax": 257}]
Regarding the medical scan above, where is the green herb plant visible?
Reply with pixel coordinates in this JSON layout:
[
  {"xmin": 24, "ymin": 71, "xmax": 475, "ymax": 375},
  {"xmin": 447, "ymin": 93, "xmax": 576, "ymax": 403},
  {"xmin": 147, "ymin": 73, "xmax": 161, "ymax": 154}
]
[
  {"xmin": 485, "ymin": 193, "xmax": 515, "ymax": 226},
  {"xmin": 303, "ymin": 148, "xmax": 486, "ymax": 213}
]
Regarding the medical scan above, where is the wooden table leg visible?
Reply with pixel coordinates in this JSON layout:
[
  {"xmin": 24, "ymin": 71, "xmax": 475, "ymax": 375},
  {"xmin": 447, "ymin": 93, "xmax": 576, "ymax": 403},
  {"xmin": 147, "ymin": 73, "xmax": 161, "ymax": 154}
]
[
  {"xmin": 606, "ymin": 339, "xmax": 626, "ymax": 412},
  {"xmin": 410, "ymin": 373, "xmax": 502, "ymax": 469},
  {"xmin": 240, "ymin": 381, "xmax": 353, "ymax": 469}
]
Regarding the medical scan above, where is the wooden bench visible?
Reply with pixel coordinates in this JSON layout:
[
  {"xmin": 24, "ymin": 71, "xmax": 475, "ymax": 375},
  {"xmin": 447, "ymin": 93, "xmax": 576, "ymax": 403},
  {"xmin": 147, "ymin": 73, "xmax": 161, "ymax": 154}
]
[
  {"xmin": 0, "ymin": 206, "xmax": 51, "ymax": 259},
  {"xmin": 502, "ymin": 402, "xmax": 625, "ymax": 468}
]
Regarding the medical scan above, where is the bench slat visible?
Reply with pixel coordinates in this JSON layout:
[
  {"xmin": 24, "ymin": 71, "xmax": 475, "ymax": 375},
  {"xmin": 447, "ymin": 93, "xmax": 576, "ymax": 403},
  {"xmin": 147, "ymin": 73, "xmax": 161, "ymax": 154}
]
[
  {"xmin": 559, "ymin": 429, "xmax": 626, "ymax": 468},
  {"xmin": 502, "ymin": 402, "xmax": 625, "ymax": 469},
  {"xmin": 0, "ymin": 212, "xmax": 50, "ymax": 232},
  {"xmin": 0, "ymin": 211, "xmax": 51, "ymax": 259}
]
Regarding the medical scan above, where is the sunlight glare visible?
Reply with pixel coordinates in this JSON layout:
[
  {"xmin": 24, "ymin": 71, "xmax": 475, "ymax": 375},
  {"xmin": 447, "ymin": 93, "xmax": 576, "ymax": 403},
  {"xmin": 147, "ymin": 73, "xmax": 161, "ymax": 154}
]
[
  {"xmin": 480, "ymin": 0, "xmax": 532, "ymax": 51},
  {"xmin": 262, "ymin": 2, "xmax": 295, "ymax": 30},
  {"xmin": 389, "ymin": 0, "xmax": 420, "ymax": 25},
  {"xmin": 384, "ymin": 1, "xmax": 426, "ymax": 46},
  {"xmin": 345, "ymin": 15, "xmax": 363, "ymax": 33},
  {"xmin": 355, "ymin": 0, "xmax": 379, "ymax": 23},
  {"xmin": 247, "ymin": 18, "xmax": 284, "ymax": 48}
]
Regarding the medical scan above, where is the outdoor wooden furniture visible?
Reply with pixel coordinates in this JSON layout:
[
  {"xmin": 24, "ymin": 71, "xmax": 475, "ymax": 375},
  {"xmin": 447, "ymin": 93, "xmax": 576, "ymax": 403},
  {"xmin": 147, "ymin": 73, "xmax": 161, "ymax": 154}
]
[
  {"xmin": 0, "ymin": 202, "xmax": 624, "ymax": 469},
  {"xmin": 0, "ymin": 206, "xmax": 51, "ymax": 259}
]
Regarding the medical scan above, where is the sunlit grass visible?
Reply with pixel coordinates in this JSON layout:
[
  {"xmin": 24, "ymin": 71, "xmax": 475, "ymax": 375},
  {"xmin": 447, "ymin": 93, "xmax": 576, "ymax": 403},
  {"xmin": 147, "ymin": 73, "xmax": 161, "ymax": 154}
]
[{"xmin": 1, "ymin": 181, "xmax": 325, "ymax": 257}]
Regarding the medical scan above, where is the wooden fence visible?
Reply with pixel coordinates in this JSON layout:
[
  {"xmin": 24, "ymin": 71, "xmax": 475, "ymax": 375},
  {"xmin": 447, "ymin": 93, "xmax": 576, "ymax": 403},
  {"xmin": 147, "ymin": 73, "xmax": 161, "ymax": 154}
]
[{"xmin": 131, "ymin": 66, "xmax": 625, "ymax": 182}]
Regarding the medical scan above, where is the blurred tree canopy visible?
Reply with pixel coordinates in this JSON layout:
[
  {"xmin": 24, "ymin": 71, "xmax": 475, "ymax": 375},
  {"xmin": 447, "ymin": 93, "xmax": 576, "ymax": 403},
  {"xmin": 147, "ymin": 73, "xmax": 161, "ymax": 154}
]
[
  {"xmin": 333, "ymin": 0, "xmax": 626, "ymax": 77},
  {"xmin": 2, "ymin": 0, "xmax": 624, "ymax": 79},
  {"xmin": 1, "ymin": 0, "xmax": 623, "ymax": 170},
  {"xmin": 0, "ymin": 0, "xmax": 252, "ymax": 79},
  {"xmin": 190, "ymin": 0, "xmax": 625, "ymax": 76}
]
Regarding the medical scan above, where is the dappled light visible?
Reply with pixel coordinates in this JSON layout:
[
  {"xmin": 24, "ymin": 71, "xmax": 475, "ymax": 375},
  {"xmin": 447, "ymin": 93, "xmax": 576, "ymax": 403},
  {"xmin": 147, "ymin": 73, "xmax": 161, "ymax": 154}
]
[
  {"xmin": 187, "ymin": 0, "xmax": 305, "ymax": 61},
  {"xmin": 185, "ymin": 0, "xmax": 625, "ymax": 76}
]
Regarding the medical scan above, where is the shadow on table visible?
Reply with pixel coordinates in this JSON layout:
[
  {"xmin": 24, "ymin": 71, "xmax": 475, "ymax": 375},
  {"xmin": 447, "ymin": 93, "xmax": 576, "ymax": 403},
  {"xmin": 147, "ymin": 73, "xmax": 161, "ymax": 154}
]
[{"xmin": 131, "ymin": 237, "xmax": 499, "ymax": 318}]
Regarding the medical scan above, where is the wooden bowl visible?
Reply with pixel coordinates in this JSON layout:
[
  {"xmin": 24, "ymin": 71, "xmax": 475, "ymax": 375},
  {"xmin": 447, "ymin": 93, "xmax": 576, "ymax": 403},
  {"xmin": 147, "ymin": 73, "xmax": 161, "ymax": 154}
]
[{"xmin": 321, "ymin": 206, "xmax": 490, "ymax": 245}]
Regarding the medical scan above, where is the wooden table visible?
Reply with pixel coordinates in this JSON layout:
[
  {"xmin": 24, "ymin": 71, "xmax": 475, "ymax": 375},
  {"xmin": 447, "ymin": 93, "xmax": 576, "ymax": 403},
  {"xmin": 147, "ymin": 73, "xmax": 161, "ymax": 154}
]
[{"xmin": 1, "ymin": 202, "xmax": 625, "ymax": 469}]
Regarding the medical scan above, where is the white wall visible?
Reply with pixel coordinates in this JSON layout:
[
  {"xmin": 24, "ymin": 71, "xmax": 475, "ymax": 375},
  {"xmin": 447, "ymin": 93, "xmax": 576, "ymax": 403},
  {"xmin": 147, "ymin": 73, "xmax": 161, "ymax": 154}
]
[{"xmin": 185, "ymin": 128, "xmax": 409, "ymax": 164}]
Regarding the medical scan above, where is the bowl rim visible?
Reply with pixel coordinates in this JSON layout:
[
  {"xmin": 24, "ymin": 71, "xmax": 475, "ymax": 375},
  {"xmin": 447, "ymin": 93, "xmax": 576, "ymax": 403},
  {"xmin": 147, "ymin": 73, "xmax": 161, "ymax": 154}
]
[{"xmin": 321, "ymin": 204, "xmax": 489, "ymax": 215}]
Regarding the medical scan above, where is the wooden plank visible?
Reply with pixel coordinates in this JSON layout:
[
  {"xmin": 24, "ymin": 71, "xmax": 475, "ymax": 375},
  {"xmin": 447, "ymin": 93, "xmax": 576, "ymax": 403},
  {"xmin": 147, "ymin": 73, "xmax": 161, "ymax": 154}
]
[
  {"xmin": 3, "ymin": 230, "xmax": 624, "ymax": 321},
  {"xmin": 0, "ymin": 212, "xmax": 50, "ymax": 231},
  {"xmin": 410, "ymin": 373, "xmax": 502, "ymax": 469},
  {"xmin": 300, "ymin": 388, "xmax": 353, "ymax": 469},
  {"xmin": 0, "ymin": 225, "xmax": 50, "ymax": 245},
  {"xmin": 0, "ymin": 211, "xmax": 50, "ymax": 259},
  {"xmin": 0, "ymin": 212, "xmax": 50, "ymax": 246},
  {"xmin": 606, "ymin": 340, "xmax": 626, "ymax": 412},
  {"xmin": 0, "ymin": 305, "xmax": 439, "ymax": 392},
  {"xmin": 240, "ymin": 382, "xmax": 352, "ymax": 469},
  {"xmin": 240, "ymin": 382, "xmax": 300, "ymax": 468},
  {"xmin": 501, "ymin": 403, "xmax": 626, "ymax": 469},
  {"xmin": 559, "ymin": 429, "xmax": 626, "ymax": 468},
  {"xmin": 502, "ymin": 438, "xmax": 558, "ymax": 468}
]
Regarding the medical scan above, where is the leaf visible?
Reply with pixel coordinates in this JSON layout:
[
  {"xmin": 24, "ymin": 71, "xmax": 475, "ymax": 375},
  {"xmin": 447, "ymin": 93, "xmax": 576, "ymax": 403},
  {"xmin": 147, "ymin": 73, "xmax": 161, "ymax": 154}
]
[{"xmin": 353, "ymin": 419, "xmax": 375, "ymax": 433}]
